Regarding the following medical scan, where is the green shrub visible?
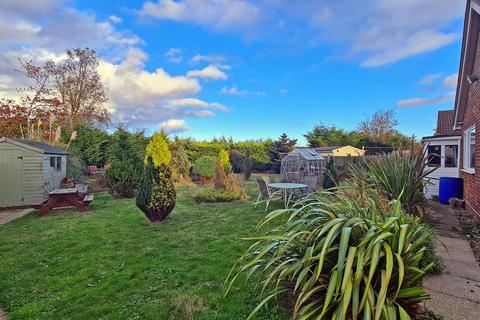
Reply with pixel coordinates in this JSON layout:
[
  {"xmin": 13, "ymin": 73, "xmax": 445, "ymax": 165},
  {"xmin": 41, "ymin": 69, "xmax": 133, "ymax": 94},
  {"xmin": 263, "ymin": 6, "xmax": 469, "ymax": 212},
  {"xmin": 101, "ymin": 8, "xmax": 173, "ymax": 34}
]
[
  {"xmin": 136, "ymin": 157, "xmax": 176, "ymax": 222},
  {"xmin": 226, "ymin": 192, "xmax": 434, "ymax": 320},
  {"xmin": 349, "ymin": 152, "xmax": 436, "ymax": 216},
  {"xmin": 70, "ymin": 124, "xmax": 111, "ymax": 166},
  {"xmin": 106, "ymin": 128, "xmax": 143, "ymax": 197},
  {"xmin": 192, "ymin": 156, "xmax": 216, "ymax": 178},
  {"xmin": 145, "ymin": 133, "xmax": 171, "ymax": 166},
  {"xmin": 193, "ymin": 187, "xmax": 247, "ymax": 202},
  {"xmin": 322, "ymin": 157, "xmax": 337, "ymax": 189}
]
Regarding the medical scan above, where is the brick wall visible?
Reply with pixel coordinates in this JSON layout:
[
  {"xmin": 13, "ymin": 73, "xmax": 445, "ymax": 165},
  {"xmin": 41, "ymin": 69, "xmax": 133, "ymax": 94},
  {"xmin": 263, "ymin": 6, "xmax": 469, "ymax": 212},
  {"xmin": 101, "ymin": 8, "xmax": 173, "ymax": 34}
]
[{"xmin": 460, "ymin": 28, "xmax": 480, "ymax": 219}]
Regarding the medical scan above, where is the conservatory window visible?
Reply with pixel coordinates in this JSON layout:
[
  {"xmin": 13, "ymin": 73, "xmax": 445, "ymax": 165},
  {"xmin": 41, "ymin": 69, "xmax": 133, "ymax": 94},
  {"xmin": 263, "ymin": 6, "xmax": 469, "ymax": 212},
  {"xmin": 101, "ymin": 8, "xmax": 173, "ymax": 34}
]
[
  {"xmin": 444, "ymin": 145, "xmax": 458, "ymax": 168},
  {"xmin": 463, "ymin": 126, "xmax": 476, "ymax": 172},
  {"xmin": 427, "ymin": 145, "xmax": 441, "ymax": 167}
]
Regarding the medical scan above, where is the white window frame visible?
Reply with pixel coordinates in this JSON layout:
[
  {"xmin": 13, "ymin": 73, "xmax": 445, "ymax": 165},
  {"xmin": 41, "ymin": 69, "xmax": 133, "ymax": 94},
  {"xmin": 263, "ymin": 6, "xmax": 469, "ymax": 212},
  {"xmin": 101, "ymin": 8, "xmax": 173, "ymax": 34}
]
[{"xmin": 463, "ymin": 125, "xmax": 476, "ymax": 173}]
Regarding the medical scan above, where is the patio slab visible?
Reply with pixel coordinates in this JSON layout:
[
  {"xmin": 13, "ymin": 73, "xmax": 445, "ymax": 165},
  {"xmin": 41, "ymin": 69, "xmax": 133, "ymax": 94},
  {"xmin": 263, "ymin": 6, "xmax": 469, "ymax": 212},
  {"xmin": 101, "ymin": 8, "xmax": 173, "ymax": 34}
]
[{"xmin": 425, "ymin": 203, "xmax": 480, "ymax": 319}]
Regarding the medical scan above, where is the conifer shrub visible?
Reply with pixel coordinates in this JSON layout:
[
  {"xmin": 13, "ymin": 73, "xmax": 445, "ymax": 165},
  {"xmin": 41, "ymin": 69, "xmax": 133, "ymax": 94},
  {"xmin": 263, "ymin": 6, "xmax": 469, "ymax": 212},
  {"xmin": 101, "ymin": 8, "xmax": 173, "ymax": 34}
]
[
  {"xmin": 219, "ymin": 149, "xmax": 232, "ymax": 174},
  {"xmin": 192, "ymin": 156, "xmax": 216, "ymax": 184},
  {"xmin": 106, "ymin": 128, "xmax": 143, "ymax": 197},
  {"xmin": 214, "ymin": 158, "xmax": 228, "ymax": 189},
  {"xmin": 145, "ymin": 133, "xmax": 171, "ymax": 167},
  {"xmin": 229, "ymin": 149, "xmax": 245, "ymax": 173},
  {"xmin": 171, "ymin": 146, "xmax": 191, "ymax": 183},
  {"xmin": 243, "ymin": 151, "xmax": 253, "ymax": 181},
  {"xmin": 136, "ymin": 156, "xmax": 176, "ymax": 222}
]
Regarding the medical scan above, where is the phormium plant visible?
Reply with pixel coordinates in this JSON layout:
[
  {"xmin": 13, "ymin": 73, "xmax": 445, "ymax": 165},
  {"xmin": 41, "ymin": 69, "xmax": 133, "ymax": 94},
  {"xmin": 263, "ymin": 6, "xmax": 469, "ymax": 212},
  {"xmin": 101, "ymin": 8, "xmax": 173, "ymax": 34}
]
[
  {"xmin": 349, "ymin": 151, "xmax": 436, "ymax": 216},
  {"xmin": 225, "ymin": 190, "xmax": 434, "ymax": 320}
]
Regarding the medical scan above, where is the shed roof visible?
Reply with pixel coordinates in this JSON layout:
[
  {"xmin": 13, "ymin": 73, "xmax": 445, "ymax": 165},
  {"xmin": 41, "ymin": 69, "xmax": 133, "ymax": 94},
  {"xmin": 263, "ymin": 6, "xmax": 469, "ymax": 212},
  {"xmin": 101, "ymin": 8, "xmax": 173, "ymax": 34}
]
[
  {"xmin": 314, "ymin": 146, "xmax": 341, "ymax": 153},
  {"xmin": 285, "ymin": 147, "xmax": 324, "ymax": 161},
  {"xmin": 0, "ymin": 137, "xmax": 68, "ymax": 155}
]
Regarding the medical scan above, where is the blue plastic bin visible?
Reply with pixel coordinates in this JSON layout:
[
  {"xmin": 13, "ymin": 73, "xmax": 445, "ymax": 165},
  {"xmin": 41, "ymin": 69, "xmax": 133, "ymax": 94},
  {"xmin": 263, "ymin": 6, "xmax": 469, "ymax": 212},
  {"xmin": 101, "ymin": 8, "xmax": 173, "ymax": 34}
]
[{"xmin": 438, "ymin": 177, "xmax": 463, "ymax": 205}]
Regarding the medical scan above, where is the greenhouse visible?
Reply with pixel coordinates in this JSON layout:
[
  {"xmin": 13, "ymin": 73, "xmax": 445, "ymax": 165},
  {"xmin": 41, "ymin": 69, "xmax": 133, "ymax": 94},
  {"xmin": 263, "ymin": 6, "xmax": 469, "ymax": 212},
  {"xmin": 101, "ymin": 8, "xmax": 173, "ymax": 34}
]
[{"xmin": 280, "ymin": 147, "xmax": 325, "ymax": 182}]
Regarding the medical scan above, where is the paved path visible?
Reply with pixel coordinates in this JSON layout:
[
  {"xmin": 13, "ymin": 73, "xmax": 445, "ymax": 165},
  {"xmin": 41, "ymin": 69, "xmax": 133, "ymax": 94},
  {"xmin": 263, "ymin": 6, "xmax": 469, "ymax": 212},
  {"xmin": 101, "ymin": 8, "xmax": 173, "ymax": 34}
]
[
  {"xmin": 0, "ymin": 208, "xmax": 35, "ymax": 319},
  {"xmin": 0, "ymin": 208, "xmax": 34, "ymax": 226},
  {"xmin": 425, "ymin": 203, "xmax": 480, "ymax": 320}
]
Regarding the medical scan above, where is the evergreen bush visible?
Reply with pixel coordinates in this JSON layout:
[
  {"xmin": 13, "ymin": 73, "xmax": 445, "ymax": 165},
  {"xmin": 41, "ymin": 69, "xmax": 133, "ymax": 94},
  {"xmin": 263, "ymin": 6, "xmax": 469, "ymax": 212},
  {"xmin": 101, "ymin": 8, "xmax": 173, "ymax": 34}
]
[
  {"xmin": 106, "ymin": 128, "xmax": 143, "ymax": 197},
  {"xmin": 145, "ymin": 133, "xmax": 171, "ymax": 167},
  {"xmin": 229, "ymin": 149, "xmax": 244, "ymax": 173},
  {"xmin": 219, "ymin": 149, "xmax": 232, "ymax": 174},
  {"xmin": 192, "ymin": 156, "xmax": 216, "ymax": 183},
  {"xmin": 136, "ymin": 156, "xmax": 176, "ymax": 222},
  {"xmin": 171, "ymin": 146, "xmax": 191, "ymax": 182},
  {"xmin": 322, "ymin": 157, "xmax": 337, "ymax": 190},
  {"xmin": 214, "ymin": 158, "xmax": 228, "ymax": 189},
  {"xmin": 243, "ymin": 152, "xmax": 253, "ymax": 181}
]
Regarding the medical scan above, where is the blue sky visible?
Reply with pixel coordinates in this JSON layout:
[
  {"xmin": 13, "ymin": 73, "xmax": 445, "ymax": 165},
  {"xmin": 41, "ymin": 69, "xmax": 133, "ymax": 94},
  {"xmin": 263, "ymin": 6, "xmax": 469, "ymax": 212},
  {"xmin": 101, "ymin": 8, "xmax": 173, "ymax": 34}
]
[{"xmin": 0, "ymin": 0, "xmax": 467, "ymax": 144}]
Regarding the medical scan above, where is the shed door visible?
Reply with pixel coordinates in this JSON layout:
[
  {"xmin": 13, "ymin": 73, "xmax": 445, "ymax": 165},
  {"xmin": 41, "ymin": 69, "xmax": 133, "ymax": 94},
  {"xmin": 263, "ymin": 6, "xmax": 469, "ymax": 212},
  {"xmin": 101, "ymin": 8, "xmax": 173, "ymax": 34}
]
[{"xmin": 0, "ymin": 150, "xmax": 24, "ymax": 207}]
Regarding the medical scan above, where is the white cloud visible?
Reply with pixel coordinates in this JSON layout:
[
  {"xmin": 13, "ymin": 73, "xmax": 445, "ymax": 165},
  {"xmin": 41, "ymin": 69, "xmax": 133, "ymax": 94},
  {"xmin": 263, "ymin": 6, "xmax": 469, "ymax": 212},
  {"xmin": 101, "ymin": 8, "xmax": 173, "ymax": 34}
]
[
  {"xmin": 210, "ymin": 102, "xmax": 229, "ymax": 112},
  {"xmin": 188, "ymin": 110, "xmax": 215, "ymax": 117},
  {"xmin": 190, "ymin": 54, "xmax": 226, "ymax": 65},
  {"xmin": 419, "ymin": 73, "xmax": 443, "ymax": 85},
  {"xmin": 164, "ymin": 47, "xmax": 183, "ymax": 63},
  {"xmin": 443, "ymin": 73, "xmax": 458, "ymax": 89},
  {"xmin": 140, "ymin": 0, "xmax": 261, "ymax": 31},
  {"xmin": 396, "ymin": 91, "xmax": 455, "ymax": 108},
  {"xmin": 359, "ymin": 30, "xmax": 457, "ymax": 67},
  {"xmin": 220, "ymin": 85, "xmax": 265, "ymax": 96},
  {"xmin": 186, "ymin": 65, "xmax": 228, "ymax": 80},
  {"xmin": 279, "ymin": 89, "xmax": 288, "ymax": 94},
  {"xmin": 160, "ymin": 119, "xmax": 189, "ymax": 133},
  {"xmin": 109, "ymin": 15, "xmax": 122, "ymax": 24},
  {"xmin": 0, "ymin": 1, "xmax": 229, "ymax": 129}
]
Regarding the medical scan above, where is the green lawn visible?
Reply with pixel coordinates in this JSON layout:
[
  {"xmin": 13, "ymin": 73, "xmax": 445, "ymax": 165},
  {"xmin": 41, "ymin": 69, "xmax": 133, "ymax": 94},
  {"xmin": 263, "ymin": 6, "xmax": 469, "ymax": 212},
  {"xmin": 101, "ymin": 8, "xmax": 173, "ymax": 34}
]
[{"xmin": 0, "ymin": 180, "xmax": 288, "ymax": 319}]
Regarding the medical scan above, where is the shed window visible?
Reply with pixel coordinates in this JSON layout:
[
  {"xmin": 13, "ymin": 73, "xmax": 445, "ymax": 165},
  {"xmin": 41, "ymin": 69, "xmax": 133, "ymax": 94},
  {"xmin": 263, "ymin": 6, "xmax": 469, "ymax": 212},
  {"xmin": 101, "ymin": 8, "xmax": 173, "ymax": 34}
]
[
  {"xmin": 463, "ymin": 126, "xmax": 476, "ymax": 171},
  {"xmin": 444, "ymin": 145, "xmax": 458, "ymax": 168},
  {"xmin": 50, "ymin": 156, "xmax": 62, "ymax": 172},
  {"xmin": 427, "ymin": 145, "xmax": 441, "ymax": 167}
]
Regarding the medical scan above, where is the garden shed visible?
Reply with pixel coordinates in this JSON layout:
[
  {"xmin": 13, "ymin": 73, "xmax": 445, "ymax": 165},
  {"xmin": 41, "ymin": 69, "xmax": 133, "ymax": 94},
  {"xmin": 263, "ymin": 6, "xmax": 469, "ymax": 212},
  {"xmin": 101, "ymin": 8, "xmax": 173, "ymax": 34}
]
[
  {"xmin": 0, "ymin": 137, "xmax": 68, "ymax": 208},
  {"xmin": 280, "ymin": 147, "xmax": 325, "ymax": 182}
]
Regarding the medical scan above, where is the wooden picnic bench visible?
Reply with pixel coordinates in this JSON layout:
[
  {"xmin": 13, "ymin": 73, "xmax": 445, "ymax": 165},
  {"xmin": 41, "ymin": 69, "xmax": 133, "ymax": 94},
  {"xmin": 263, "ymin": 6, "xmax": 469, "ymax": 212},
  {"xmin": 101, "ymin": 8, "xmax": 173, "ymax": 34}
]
[{"xmin": 37, "ymin": 188, "xmax": 94, "ymax": 217}]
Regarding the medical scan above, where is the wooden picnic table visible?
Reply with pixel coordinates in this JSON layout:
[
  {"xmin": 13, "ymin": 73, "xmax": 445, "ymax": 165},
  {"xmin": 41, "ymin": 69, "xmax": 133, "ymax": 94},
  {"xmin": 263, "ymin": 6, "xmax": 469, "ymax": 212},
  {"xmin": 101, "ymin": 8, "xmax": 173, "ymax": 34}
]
[{"xmin": 37, "ymin": 188, "xmax": 93, "ymax": 217}]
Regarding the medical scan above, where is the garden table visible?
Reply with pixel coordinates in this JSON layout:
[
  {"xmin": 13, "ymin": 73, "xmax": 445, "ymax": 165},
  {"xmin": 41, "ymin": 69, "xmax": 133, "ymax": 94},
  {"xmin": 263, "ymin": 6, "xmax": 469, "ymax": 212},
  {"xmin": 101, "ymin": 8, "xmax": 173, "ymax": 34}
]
[
  {"xmin": 268, "ymin": 183, "xmax": 308, "ymax": 208},
  {"xmin": 37, "ymin": 188, "xmax": 92, "ymax": 217}
]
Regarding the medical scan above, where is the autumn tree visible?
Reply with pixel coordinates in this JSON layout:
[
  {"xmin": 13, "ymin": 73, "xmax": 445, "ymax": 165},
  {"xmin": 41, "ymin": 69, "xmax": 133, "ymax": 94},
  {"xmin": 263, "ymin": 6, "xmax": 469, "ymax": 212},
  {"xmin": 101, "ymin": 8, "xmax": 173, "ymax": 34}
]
[
  {"xmin": 18, "ymin": 47, "xmax": 110, "ymax": 130},
  {"xmin": 357, "ymin": 109, "xmax": 400, "ymax": 145},
  {"xmin": 0, "ymin": 99, "xmax": 28, "ymax": 137}
]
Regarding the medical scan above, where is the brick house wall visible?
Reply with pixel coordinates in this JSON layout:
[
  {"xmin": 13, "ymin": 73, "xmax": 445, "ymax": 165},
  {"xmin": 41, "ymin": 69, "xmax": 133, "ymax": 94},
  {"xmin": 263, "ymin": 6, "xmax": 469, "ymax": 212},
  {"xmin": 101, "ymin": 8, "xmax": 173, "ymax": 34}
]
[{"xmin": 460, "ymin": 27, "xmax": 480, "ymax": 219}]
